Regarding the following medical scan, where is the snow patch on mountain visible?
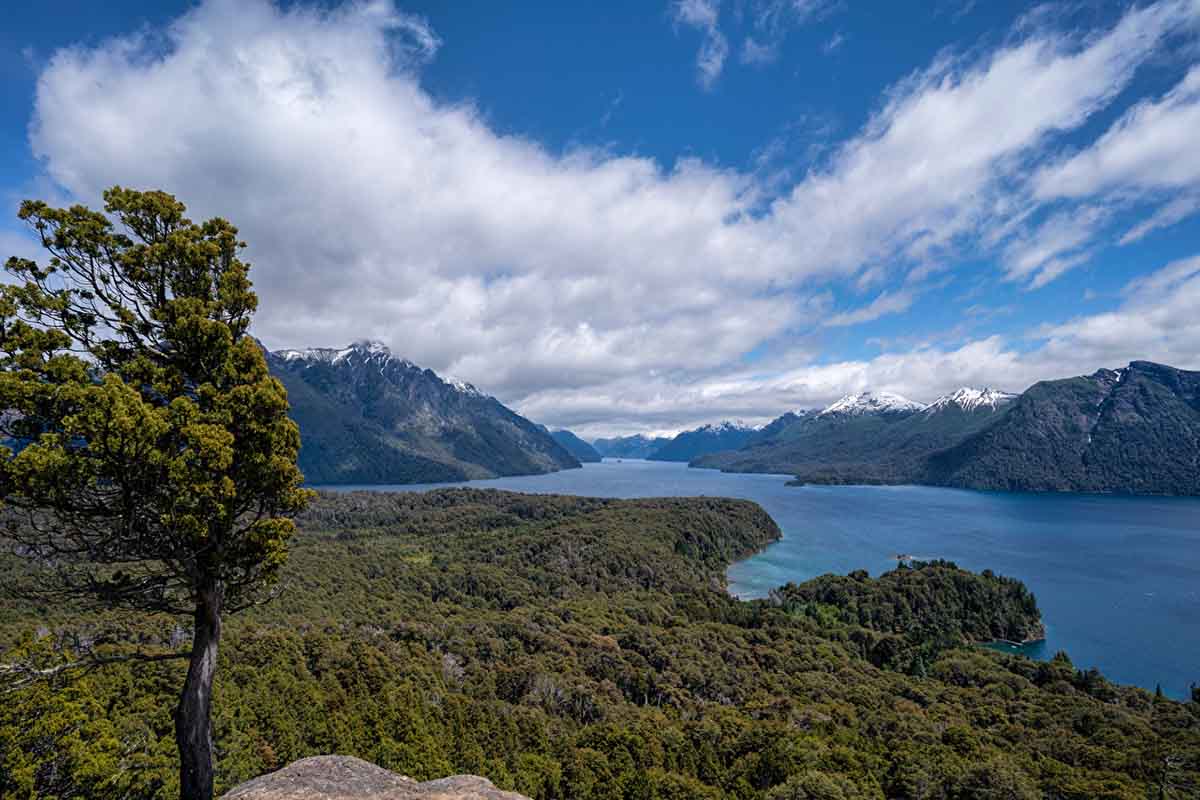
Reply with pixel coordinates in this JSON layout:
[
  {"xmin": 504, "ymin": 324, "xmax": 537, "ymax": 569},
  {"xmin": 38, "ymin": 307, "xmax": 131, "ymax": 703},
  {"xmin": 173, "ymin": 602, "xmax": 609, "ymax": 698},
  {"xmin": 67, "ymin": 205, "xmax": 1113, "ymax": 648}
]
[
  {"xmin": 924, "ymin": 387, "xmax": 1017, "ymax": 414},
  {"xmin": 820, "ymin": 391, "xmax": 924, "ymax": 416},
  {"xmin": 443, "ymin": 375, "xmax": 484, "ymax": 396},
  {"xmin": 274, "ymin": 341, "xmax": 416, "ymax": 369},
  {"xmin": 695, "ymin": 420, "xmax": 759, "ymax": 433}
]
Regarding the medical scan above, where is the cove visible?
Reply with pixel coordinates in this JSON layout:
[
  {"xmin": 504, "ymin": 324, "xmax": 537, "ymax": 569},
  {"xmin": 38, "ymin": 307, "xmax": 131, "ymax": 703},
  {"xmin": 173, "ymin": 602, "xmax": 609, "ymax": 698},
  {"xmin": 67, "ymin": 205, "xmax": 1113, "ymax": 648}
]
[{"xmin": 325, "ymin": 459, "xmax": 1200, "ymax": 700}]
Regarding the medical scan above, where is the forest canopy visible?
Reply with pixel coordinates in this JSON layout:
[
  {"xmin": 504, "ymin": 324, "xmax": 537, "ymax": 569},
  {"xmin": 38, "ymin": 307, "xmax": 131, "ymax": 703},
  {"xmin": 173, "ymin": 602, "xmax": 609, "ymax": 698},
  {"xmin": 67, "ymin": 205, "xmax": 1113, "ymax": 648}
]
[{"xmin": 2, "ymin": 489, "xmax": 1198, "ymax": 799}]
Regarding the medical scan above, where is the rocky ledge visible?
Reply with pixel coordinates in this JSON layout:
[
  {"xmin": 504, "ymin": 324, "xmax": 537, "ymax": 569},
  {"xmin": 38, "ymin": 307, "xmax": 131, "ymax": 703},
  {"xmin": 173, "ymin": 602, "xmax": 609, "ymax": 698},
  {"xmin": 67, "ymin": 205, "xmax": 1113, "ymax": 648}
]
[{"xmin": 221, "ymin": 755, "xmax": 531, "ymax": 800}]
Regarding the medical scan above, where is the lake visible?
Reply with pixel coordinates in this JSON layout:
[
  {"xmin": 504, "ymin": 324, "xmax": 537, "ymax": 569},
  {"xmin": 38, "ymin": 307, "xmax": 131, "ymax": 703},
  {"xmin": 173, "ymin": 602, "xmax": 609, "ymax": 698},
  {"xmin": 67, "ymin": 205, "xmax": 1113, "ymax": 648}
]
[{"xmin": 327, "ymin": 459, "xmax": 1200, "ymax": 700}]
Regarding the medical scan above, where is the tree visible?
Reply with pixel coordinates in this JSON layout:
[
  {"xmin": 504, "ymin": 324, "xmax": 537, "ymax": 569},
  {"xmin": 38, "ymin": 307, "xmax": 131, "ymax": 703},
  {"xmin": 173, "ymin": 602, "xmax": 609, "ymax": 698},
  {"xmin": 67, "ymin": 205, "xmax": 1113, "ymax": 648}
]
[{"xmin": 0, "ymin": 188, "xmax": 311, "ymax": 800}]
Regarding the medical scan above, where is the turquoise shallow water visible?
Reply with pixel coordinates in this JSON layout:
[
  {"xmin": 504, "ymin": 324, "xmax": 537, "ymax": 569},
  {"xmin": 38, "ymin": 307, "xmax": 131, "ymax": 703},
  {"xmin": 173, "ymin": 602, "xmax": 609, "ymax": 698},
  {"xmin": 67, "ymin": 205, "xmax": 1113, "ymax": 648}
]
[{"xmin": 326, "ymin": 459, "xmax": 1200, "ymax": 700}]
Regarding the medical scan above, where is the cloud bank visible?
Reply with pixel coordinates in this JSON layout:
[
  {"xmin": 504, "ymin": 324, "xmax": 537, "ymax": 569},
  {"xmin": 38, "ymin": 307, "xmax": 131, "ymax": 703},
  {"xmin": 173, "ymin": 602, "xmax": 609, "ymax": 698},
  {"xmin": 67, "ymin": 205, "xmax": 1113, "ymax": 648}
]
[{"xmin": 18, "ymin": 0, "xmax": 1200, "ymax": 435}]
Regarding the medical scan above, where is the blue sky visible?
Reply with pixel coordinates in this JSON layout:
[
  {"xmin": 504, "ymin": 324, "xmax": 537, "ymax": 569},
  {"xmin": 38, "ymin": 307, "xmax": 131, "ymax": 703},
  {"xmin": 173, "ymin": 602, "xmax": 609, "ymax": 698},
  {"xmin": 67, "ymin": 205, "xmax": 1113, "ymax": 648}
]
[{"xmin": 2, "ymin": 0, "xmax": 1199, "ymax": 436}]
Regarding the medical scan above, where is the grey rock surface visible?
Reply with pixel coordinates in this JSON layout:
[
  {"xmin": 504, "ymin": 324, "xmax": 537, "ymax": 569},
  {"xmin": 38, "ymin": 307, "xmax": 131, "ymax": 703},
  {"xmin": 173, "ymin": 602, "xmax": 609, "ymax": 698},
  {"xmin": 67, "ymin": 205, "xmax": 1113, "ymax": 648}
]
[{"xmin": 221, "ymin": 755, "xmax": 531, "ymax": 800}]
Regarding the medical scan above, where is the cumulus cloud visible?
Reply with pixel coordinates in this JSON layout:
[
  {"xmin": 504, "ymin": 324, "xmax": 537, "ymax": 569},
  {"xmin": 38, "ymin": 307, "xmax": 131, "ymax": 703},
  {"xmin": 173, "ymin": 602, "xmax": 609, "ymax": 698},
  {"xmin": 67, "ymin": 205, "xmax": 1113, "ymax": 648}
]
[
  {"xmin": 19, "ymin": 0, "xmax": 1200, "ymax": 435},
  {"xmin": 1033, "ymin": 254, "xmax": 1200, "ymax": 370}
]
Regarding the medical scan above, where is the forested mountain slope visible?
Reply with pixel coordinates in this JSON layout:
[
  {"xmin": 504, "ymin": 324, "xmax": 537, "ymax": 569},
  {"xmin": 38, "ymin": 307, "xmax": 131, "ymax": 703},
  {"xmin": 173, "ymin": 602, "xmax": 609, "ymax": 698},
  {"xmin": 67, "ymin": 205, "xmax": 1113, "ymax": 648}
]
[
  {"xmin": 927, "ymin": 361, "xmax": 1200, "ymax": 494},
  {"xmin": 266, "ymin": 342, "xmax": 579, "ymax": 484},
  {"xmin": 649, "ymin": 421, "xmax": 758, "ymax": 462},
  {"xmin": 546, "ymin": 429, "xmax": 602, "ymax": 463}
]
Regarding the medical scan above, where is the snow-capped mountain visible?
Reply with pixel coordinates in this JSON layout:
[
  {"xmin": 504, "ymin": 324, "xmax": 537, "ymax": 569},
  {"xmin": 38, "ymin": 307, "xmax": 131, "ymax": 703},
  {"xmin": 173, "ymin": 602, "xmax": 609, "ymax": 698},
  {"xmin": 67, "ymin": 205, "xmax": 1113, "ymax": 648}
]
[
  {"xmin": 277, "ymin": 340, "xmax": 397, "ymax": 364},
  {"xmin": 695, "ymin": 389, "xmax": 1007, "ymax": 477},
  {"xmin": 649, "ymin": 420, "xmax": 761, "ymax": 462},
  {"xmin": 266, "ymin": 341, "xmax": 578, "ymax": 484},
  {"xmin": 592, "ymin": 434, "xmax": 671, "ymax": 459},
  {"xmin": 696, "ymin": 420, "xmax": 758, "ymax": 433},
  {"xmin": 923, "ymin": 387, "xmax": 1017, "ymax": 414},
  {"xmin": 820, "ymin": 391, "xmax": 925, "ymax": 417}
]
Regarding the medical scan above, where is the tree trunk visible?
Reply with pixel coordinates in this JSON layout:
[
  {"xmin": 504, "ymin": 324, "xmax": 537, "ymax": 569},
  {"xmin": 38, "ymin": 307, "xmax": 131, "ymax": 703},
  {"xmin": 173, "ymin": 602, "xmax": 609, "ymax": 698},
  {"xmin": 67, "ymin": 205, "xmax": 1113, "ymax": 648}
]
[{"xmin": 175, "ymin": 582, "xmax": 223, "ymax": 800}]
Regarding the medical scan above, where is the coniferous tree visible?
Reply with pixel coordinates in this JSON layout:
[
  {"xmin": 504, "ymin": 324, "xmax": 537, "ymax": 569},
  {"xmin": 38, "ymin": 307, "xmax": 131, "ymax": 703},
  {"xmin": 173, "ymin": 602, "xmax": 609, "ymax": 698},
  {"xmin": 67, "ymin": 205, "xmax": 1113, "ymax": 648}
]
[{"xmin": 0, "ymin": 188, "xmax": 311, "ymax": 800}]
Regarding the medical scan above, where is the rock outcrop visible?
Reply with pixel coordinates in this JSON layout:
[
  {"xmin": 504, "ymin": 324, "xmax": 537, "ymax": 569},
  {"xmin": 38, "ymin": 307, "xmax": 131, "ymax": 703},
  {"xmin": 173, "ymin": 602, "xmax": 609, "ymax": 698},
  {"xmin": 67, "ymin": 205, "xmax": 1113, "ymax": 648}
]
[{"xmin": 221, "ymin": 756, "xmax": 531, "ymax": 800}]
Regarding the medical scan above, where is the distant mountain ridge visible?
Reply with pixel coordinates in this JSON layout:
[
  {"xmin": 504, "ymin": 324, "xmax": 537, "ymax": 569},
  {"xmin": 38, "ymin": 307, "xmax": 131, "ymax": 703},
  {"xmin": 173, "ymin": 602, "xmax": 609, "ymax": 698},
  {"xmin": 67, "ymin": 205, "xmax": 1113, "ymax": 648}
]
[
  {"xmin": 591, "ymin": 434, "xmax": 671, "ymax": 459},
  {"xmin": 547, "ymin": 429, "xmax": 602, "ymax": 462},
  {"xmin": 695, "ymin": 384, "xmax": 1021, "ymax": 483},
  {"xmin": 693, "ymin": 362, "xmax": 1200, "ymax": 495},
  {"xmin": 649, "ymin": 420, "xmax": 759, "ymax": 462},
  {"xmin": 267, "ymin": 341, "xmax": 579, "ymax": 484}
]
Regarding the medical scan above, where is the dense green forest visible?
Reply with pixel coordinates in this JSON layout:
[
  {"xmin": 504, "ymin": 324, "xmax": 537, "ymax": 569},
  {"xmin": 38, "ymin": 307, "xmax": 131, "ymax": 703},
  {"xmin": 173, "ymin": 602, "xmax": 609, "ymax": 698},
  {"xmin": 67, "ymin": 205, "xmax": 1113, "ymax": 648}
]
[{"xmin": 2, "ymin": 490, "xmax": 1198, "ymax": 799}]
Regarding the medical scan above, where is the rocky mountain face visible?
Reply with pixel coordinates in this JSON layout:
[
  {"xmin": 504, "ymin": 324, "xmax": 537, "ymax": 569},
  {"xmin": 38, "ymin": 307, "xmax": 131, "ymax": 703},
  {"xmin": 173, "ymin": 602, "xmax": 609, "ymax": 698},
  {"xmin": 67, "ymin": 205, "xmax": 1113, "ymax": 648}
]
[
  {"xmin": 693, "ymin": 387, "xmax": 1015, "ymax": 483},
  {"xmin": 546, "ymin": 428, "xmax": 602, "ymax": 462},
  {"xmin": 591, "ymin": 434, "xmax": 671, "ymax": 459},
  {"xmin": 221, "ymin": 755, "xmax": 530, "ymax": 799},
  {"xmin": 927, "ymin": 362, "xmax": 1200, "ymax": 494},
  {"xmin": 266, "ymin": 342, "xmax": 579, "ymax": 485},
  {"xmin": 649, "ymin": 420, "xmax": 759, "ymax": 462}
]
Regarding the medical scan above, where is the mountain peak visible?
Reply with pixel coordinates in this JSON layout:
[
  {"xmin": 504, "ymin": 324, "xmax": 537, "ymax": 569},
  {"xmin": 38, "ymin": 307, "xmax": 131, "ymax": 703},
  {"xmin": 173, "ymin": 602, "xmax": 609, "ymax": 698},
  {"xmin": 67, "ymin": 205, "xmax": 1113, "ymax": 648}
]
[
  {"xmin": 274, "ymin": 341, "xmax": 413, "ymax": 368},
  {"xmin": 442, "ymin": 374, "xmax": 483, "ymax": 397},
  {"xmin": 821, "ymin": 391, "xmax": 924, "ymax": 416},
  {"xmin": 696, "ymin": 419, "xmax": 757, "ymax": 433},
  {"xmin": 925, "ymin": 387, "xmax": 1017, "ymax": 414}
]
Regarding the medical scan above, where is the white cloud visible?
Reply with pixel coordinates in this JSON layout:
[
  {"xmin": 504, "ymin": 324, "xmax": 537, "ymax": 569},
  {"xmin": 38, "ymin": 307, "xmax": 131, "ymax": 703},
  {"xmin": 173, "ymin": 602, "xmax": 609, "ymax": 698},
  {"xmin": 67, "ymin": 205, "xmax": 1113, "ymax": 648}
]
[
  {"xmin": 671, "ymin": 0, "xmax": 728, "ymax": 89},
  {"xmin": 1033, "ymin": 254, "xmax": 1200, "ymax": 369},
  {"xmin": 20, "ymin": 0, "xmax": 1200, "ymax": 435},
  {"xmin": 1002, "ymin": 206, "xmax": 1109, "ymax": 288},
  {"xmin": 823, "ymin": 289, "xmax": 915, "ymax": 327},
  {"xmin": 822, "ymin": 32, "xmax": 846, "ymax": 55},
  {"xmin": 762, "ymin": 0, "xmax": 1192, "ymax": 283},
  {"xmin": 1034, "ymin": 65, "xmax": 1200, "ymax": 200},
  {"xmin": 741, "ymin": 37, "xmax": 778, "ymax": 65},
  {"xmin": 1119, "ymin": 193, "xmax": 1200, "ymax": 245}
]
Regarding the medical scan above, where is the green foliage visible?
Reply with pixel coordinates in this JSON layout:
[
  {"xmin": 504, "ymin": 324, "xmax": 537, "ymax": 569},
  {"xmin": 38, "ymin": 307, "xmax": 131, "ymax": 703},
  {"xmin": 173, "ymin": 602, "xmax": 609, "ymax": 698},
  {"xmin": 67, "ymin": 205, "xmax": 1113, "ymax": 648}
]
[
  {"xmin": 0, "ymin": 187, "xmax": 311, "ymax": 616},
  {"xmin": 0, "ymin": 187, "xmax": 312, "ymax": 799},
  {"xmin": 2, "ymin": 489, "xmax": 1198, "ymax": 798},
  {"xmin": 769, "ymin": 561, "xmax": 1043, "ymax": 669}
]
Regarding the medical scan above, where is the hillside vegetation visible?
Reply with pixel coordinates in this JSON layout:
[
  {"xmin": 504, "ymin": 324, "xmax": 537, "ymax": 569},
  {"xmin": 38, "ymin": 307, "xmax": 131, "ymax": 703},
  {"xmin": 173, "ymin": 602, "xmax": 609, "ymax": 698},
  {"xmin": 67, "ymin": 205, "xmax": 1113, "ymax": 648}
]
[
  {"xmin": 928, "ymin": 363, "xmax": 1200, "ymax": 494},
  {"xmin": 2, "ymin": 490, "xmax": 1198, "ymax": 799}
]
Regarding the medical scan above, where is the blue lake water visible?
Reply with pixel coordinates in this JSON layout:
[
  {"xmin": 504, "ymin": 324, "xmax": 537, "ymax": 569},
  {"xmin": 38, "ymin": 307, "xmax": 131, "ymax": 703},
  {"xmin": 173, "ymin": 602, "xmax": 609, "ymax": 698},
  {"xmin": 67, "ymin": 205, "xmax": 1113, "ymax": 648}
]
[{"xmin": 327, "ymin": 459, "xmax": 1200, "ymax": 700}]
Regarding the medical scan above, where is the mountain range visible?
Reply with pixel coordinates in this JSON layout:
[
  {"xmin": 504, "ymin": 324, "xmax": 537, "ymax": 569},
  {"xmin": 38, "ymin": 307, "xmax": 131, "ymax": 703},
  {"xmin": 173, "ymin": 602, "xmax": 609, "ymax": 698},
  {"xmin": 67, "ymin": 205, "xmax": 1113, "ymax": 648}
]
[
  {"xmin": 266, "ymin": 341, "xmax": 579, "ymax": 485},
  {"xmin": 694, "ymin": 388, "xmax": 1015, "ymax": 483},
  {"xmin": 927, "ymin": 362, "xmax": 1200, "ymax": 494},
  {"xmin": 695, "ymin": 361, "xmax": 1200, "ymax": 495},
  {"xmin": 265, "ymin": 344, "xmax": 1199, "ymax": 495},
  {"xmin": 647, "ymin": 420, "xmax": 759, "ymax": 462},
  {"xmin": 591, "ymin": 434, "xmax": 671, "ymax": 459},
  {"xmin": 546, "ymin": 429, "xmax": 602, "ymax": 463}
]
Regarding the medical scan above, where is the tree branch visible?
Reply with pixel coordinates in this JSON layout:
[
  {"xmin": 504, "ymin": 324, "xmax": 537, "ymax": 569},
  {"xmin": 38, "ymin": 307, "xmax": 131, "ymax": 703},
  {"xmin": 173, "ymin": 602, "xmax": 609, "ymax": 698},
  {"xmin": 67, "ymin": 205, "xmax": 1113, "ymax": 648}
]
[{"xmin": 0, "ymin": 648, "xmax": 191, "ymax": 693}]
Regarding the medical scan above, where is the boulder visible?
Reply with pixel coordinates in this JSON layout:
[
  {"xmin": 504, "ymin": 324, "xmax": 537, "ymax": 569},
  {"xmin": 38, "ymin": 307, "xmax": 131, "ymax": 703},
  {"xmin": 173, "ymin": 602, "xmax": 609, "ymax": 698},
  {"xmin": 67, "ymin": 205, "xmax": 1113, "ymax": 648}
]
[{"xmin": 221, "ymin": 755, "xmax": 531, "ymax": 800}]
